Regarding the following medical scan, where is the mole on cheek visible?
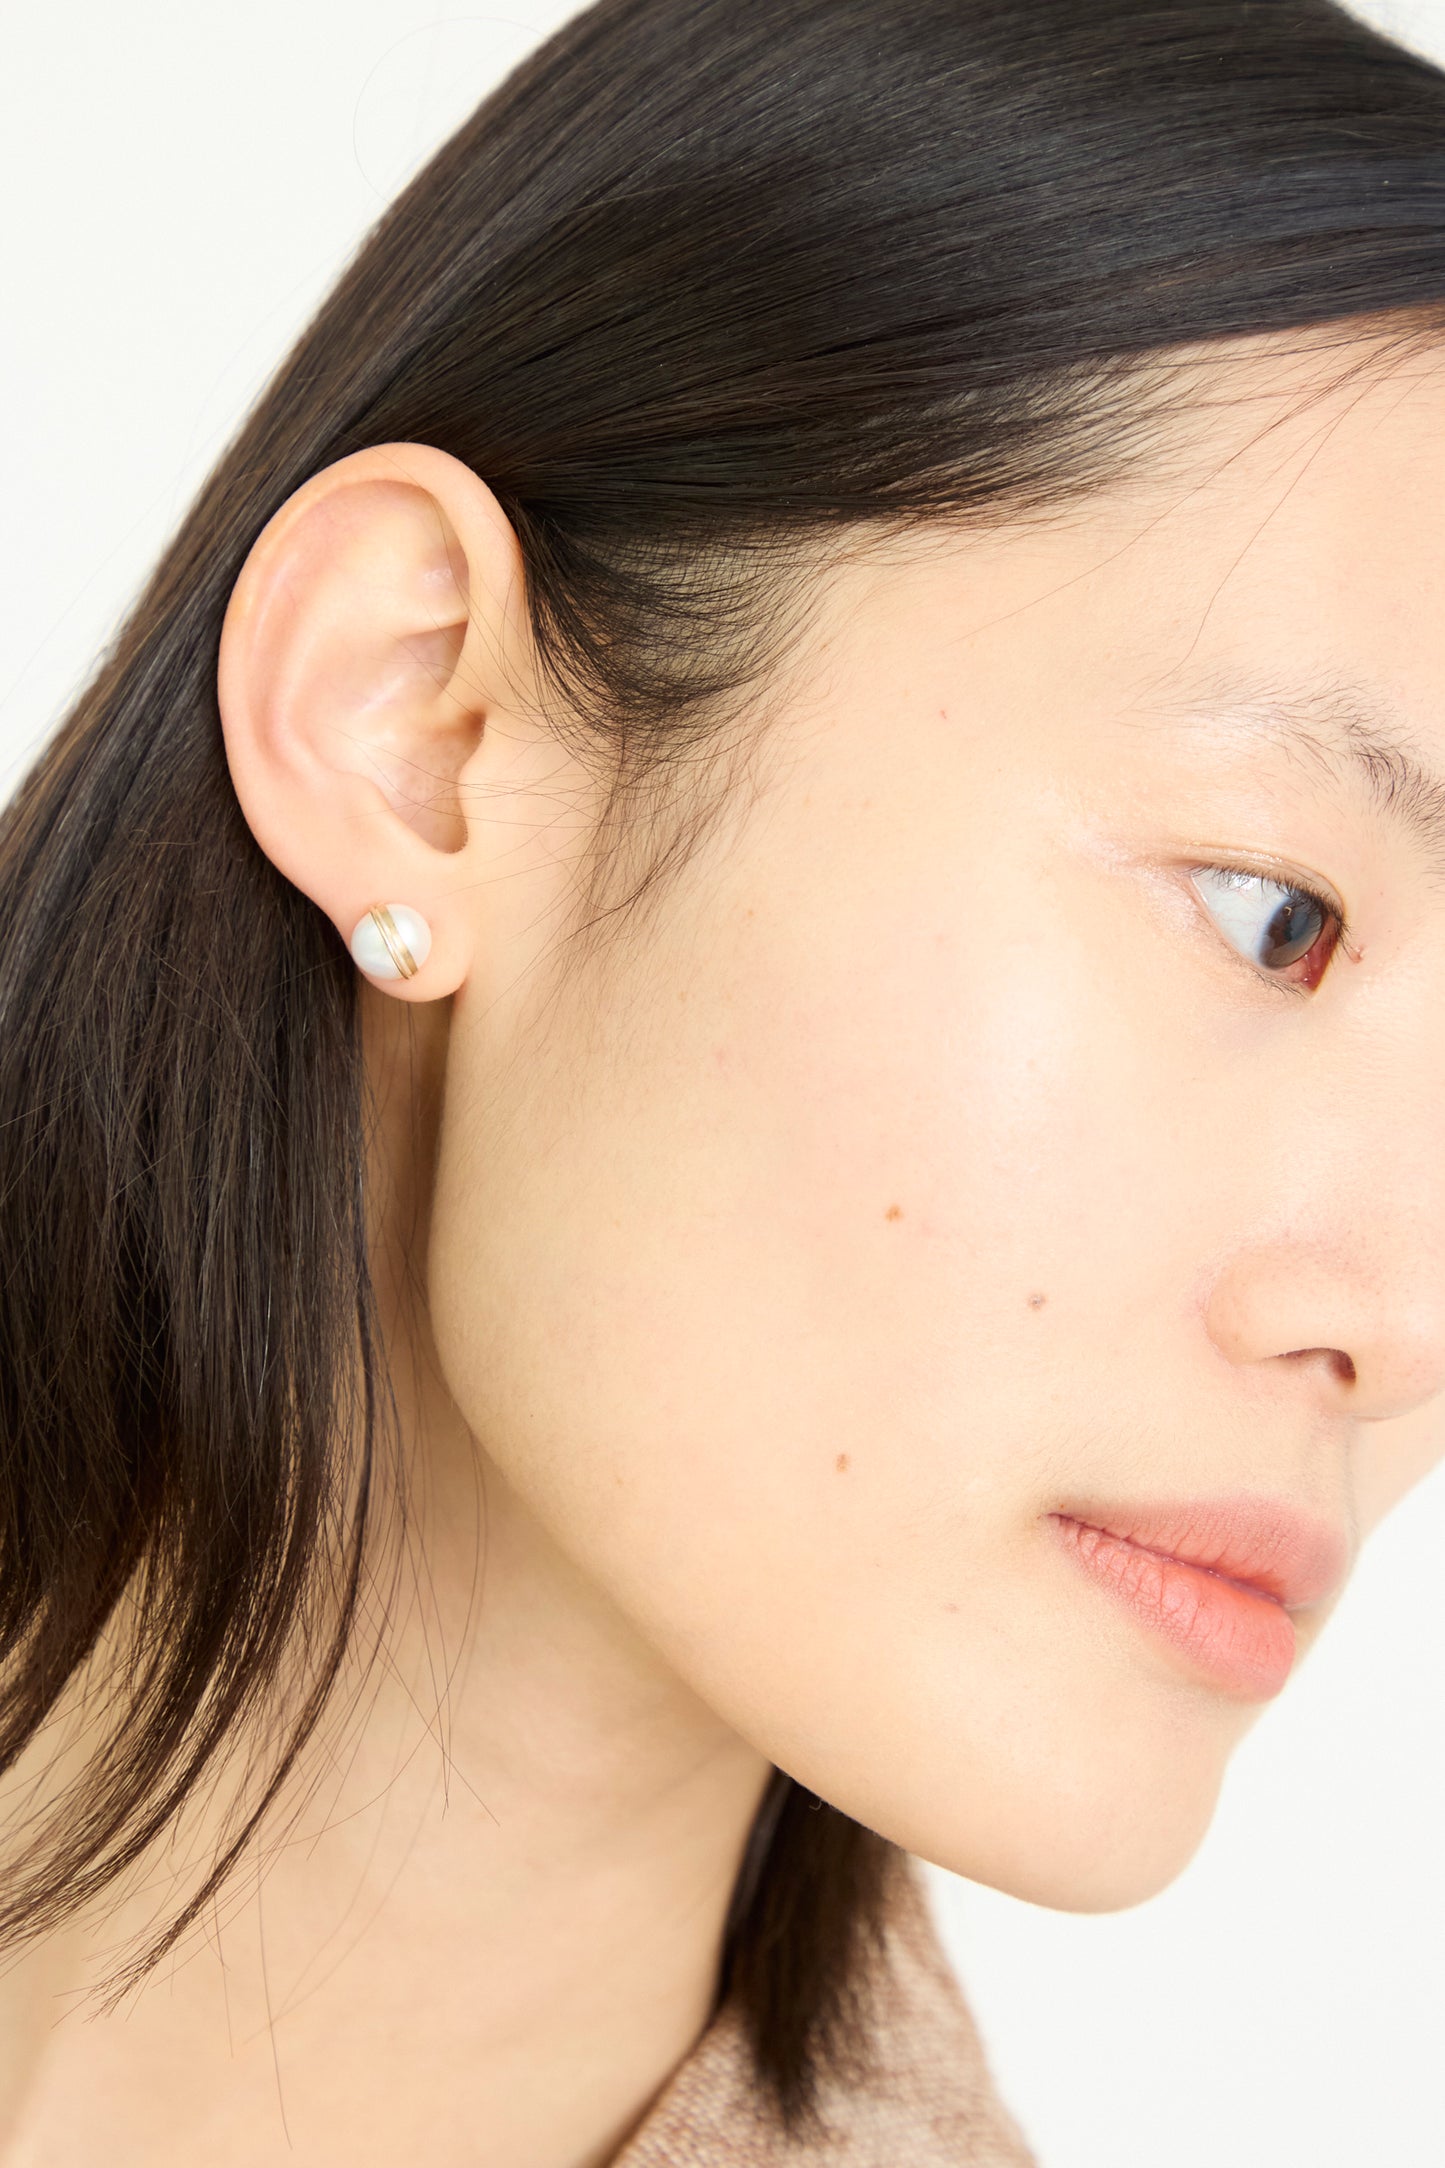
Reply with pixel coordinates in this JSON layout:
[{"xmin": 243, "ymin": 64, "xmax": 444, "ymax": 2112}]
[
  {"xmin": 1027, "ymin": 1291, "xmax": 1048, "ymax": 1309},
  {"xmin": 884, "ymin": 1204, "xmax": 903, "ymax": 1222}
]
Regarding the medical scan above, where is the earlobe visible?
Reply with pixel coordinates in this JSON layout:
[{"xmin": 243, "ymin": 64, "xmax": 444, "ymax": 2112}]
[{"xmin": 216, "ymin": 443, "xmax": 536, "ymax": 1002}]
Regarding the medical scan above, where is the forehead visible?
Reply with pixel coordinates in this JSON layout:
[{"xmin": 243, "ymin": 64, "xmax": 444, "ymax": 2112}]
[
  {"xmin": 1052, "ymin": 333, "xmax": 1445, "ymax": 814},
  {"xmin": 1121, "ymin": 331, "xmax": 1445, "ymax": 668},
  {"xmin": 804, "ymin": 331, "xmax": 1445, "ymax": 797},
  {"xmin": 919, "ymin": 332, "xmax": 1445, "ymax": 744}
]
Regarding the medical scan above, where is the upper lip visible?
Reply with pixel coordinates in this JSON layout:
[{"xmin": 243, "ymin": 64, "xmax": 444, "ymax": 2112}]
[{"xmin": 1047, "ymin": 1495, "xmax": 1352, "ymax": 1611}]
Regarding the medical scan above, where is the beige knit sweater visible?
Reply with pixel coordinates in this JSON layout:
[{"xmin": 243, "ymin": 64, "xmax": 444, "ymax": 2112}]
[{"xmin": 611, "ymin": 1861, "xmax": 1039, "ymax": 2166}]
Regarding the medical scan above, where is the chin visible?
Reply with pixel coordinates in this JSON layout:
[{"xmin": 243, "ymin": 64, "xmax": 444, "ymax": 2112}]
[
  {"xmin": 910, "ymin": 1807, "xmax": 1218, "ymax": 1913},
  {"xmin": 854, "ymin": 1733, "xmax": 1228, "ymax": 1916}
]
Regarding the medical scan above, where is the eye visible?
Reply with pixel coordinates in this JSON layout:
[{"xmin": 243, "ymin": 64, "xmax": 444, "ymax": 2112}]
[{"xmin": 1188, "ymin": 865, "xmax": 1347, "ymax": 993}]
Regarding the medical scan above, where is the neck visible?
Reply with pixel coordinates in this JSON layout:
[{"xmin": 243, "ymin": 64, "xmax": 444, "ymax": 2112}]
[
  {"xmin": 19, "ymin": 1388, "xmax": 769, "ymax": 2168},
  {"xmin": 11, "ymin": 993, "xmax": 771, "ymax": 2168}
]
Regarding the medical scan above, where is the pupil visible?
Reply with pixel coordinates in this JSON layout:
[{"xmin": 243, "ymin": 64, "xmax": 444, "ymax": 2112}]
[{"xmin": 1264, "ymin": 895, "xmax": 1322, "ymax": 968}]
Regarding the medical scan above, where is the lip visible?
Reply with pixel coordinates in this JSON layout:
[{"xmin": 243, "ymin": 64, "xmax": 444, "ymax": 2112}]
[{"xmin": 1047, "ymin": 1496, "xmax": 1351, "ymax": 1700}]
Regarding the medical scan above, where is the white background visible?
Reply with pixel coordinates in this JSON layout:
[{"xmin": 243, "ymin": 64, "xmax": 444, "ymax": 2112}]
[{"xmin": 3, "ymin": 4, "xmax": 1444, "ymax": 2163}]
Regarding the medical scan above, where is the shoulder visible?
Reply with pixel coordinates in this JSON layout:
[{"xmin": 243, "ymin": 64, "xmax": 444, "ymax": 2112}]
[{"xmin": 612, "ymin": 1857, "xmax": 1037, "ymax": 2167}]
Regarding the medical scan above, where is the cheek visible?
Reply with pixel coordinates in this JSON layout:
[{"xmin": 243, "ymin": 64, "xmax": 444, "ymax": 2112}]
[
  {"xmin": 426, "ymin": 820, "xmax": 1242, "ymax": 1907},
  {"xmin": 1353, "ymin": 1397, "xmax": 1445, "ymax": 1532}
]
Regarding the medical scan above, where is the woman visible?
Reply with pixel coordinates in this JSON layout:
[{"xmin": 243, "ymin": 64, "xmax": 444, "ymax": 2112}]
[{"xmin": 2, "ymin": 1, "xmax": 1444, "ymax": 2160}]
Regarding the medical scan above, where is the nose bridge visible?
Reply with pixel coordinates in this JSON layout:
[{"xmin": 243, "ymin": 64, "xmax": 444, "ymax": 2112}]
[{"xmin": 1204, "ymin": 1005, "xmax": 1445, "ymax": 1421}]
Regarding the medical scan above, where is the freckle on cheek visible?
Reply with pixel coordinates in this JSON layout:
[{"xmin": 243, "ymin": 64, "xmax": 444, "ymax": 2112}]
[
  {"xmin": 835, "ymin": 1453, "xmax": 850, "ymax": 1474},
  {"xmin": 884, "ymin": 1203, "xmax": 903, "ymax": 1222}
]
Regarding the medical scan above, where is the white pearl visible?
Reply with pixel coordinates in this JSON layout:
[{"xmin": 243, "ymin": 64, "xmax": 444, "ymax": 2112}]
[{"xmin": 348, "ymin": 904, "xmax": 433, "ymax": 981}]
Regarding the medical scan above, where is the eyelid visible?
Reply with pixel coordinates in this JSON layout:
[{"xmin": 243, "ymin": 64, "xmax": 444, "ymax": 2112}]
[
  {"xmin": 1189, "ymin": 854, "xmax": 1354, "ymax": 942},
  {"xmin": 1185, "ymin": 856, "xmax": 1359, "ymax": 985}
]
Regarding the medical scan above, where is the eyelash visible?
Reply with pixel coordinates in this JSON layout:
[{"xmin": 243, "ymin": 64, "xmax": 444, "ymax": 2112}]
[{"xmin": 1188, "ymin": 861, "xmax": 1356, "ymax": 995}]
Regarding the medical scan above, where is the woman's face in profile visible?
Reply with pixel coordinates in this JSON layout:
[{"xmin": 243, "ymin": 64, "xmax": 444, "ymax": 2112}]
[{"xmin": 423, "ymin": 335, "xmax": 1445, "ymax": 1912}]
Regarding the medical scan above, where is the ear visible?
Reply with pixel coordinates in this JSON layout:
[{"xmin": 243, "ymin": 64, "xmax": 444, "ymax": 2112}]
[{"xmin": 217, "ymin": 441, "xmax": 556, "ymax": 1001}]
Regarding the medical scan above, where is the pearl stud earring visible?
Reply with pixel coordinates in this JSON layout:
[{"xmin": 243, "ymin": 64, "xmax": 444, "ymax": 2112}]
[{"xmin": 349, "ymin": 903, "xmax": 432, "ymax": 982}]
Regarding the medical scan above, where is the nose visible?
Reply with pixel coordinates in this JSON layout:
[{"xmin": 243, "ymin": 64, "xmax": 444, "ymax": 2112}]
[
  {"xmin": 1205, "ymin": 1236, "xmax": 1445, "ymax": 1422},
  {"xmin": 1193, "ymin": 910, "xmax": 1445, "ymax": 1436},
  {"xmin": 1204, "ymin": 1027, "xmax": 1445, "ymax": 1430}
]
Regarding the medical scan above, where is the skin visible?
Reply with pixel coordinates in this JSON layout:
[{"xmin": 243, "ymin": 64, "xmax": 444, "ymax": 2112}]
[{"xmin": 7, "ymin": 329, "xmax": 1445, "ymax": 2167}]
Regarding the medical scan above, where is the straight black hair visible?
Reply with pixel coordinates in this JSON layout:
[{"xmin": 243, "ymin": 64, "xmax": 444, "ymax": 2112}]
[{"xmin": 4, "ymin": 0, "xmax": 1445, "ymax": 2134}]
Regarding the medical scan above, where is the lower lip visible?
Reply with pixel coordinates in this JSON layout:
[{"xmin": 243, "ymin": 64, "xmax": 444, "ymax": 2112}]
[{"xmin": 1049, "ymin": 1515, "xmax": 1297, "ymax": 1699}]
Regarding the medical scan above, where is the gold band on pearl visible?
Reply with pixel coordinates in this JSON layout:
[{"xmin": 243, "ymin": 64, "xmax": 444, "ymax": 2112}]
[{"xmin": 370, "ymin": 904, "xmax": 418, "ymax": 979}]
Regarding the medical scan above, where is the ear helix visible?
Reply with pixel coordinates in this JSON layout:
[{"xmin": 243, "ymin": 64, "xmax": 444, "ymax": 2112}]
[{"xmin": 349, "ymin": 903, "xmax": 433, "ymax": 982}]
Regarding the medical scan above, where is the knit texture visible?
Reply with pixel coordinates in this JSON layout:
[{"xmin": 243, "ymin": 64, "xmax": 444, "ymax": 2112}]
[{"xmin": 610, "ymin": 1861, "xmax": 1038, "ymax": 2166}]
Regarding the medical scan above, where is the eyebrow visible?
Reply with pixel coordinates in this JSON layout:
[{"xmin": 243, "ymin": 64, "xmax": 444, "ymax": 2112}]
[{"xmin": 1143, "ymin": 674, "xmax": 1445, "ymax": 883}]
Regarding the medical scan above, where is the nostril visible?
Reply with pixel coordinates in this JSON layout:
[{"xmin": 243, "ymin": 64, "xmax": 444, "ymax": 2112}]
[{"xmin": 1284, "ymin": 1347, "xmax": 1356, "ymax": 1386}]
